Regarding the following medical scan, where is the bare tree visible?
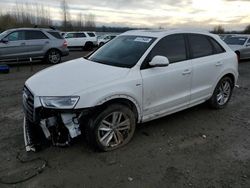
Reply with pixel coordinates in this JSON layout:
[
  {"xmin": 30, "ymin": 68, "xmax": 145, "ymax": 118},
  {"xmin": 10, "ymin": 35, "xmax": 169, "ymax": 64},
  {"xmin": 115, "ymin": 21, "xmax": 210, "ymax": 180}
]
[
  {"xmin": 84, "ymin": 14, "xmax": 96, "ymax": 31},
  {"xmin": 244, "ymin": 25, "xmax": 250, "ymax": 34},
  {"xmin": 61, "ymin": 0, "xmax": 71, "ymax": 31},
  {"xmin": 212, "ymin": 25, "xmax": 225, "ymax": 34}
]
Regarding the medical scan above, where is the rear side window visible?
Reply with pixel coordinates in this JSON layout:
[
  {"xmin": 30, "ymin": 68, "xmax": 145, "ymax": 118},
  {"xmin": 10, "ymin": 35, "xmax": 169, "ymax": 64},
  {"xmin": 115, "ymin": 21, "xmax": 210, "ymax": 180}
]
[
  {"xmin": 48, "ymin": 32, "xmax": 63, "ymax": 39},
  {"xmin": 65, "ymin": 33, "xmax": 75, "ymax": 38},
  {"xmin": 87, "ymin": 32, "xmax": 95, "ymax": 37},
  {"xmin": 76, "ymin": 33, "xmax": 86, "ymax": 38},
  {"xmin": 25, "ymin": 31, "xmax": 48, "ymax": 40},
  {"xmin": 149, "ymin": 34, "xmax": 187, "ymax": 63},
  {"xmin": 188, "ymin": 34, "xmax": 213, "ymax": 58},
  {"xmin": 209, "ymin": 37, "xmax": 225, "ymax": 54}
]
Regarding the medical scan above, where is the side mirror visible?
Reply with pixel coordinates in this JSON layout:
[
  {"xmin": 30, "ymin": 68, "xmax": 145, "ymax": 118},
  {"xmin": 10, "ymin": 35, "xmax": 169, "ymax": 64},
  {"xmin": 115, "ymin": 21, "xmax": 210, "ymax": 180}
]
[
  {"xmin": 246, "ymin": 43, "xmax": 250, "ymax": 47},
  {"xmin": 149, "ymin": 55, "xmax": 170, "ymax": 67},
  {"xmin": 0, "ymin": 38, "xmax": 8, "ymax": 43}
]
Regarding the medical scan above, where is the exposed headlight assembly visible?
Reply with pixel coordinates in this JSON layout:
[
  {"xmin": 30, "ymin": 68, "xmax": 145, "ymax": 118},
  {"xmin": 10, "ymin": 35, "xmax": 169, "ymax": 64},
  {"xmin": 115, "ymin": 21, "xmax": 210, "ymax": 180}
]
[{"xmin": 40, "ymin": 96, "xmax": 80, "ymax": 109}]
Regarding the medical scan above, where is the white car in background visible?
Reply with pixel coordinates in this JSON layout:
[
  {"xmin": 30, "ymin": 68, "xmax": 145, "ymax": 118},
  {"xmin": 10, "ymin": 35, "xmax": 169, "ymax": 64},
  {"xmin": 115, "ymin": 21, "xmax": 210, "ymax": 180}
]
[
  {"xmin": 23, "ymin": 29, "xmax": 238, "ymax": 152},
  {"xmin": 224, "ymin": 35, "xmax": 250, "ymax": 60},
  {"xmin": 64, "ymin": 31, "xmax": 97, "ymax": 50},
  {"xmin": 98, "ymin": 34, "xmax": 117, "ymax": 46}
]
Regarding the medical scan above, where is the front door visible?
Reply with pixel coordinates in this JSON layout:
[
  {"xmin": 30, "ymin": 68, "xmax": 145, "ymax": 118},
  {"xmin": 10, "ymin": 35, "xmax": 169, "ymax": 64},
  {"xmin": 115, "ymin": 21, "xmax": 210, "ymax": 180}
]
[
  {"xmin": 0, "ymin": 30, "xmax": 26, "ymax": 60},
  {"xmin": 141, "ymin": 34, "xmax": 192, "ymax": 121}
]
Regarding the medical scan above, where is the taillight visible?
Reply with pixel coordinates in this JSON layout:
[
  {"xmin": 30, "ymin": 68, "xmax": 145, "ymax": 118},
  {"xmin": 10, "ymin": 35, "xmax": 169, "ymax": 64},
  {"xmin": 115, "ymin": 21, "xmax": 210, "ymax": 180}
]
[{"xmin": 63, "ymin": 40, "xmax": 67, "ymax": 48}]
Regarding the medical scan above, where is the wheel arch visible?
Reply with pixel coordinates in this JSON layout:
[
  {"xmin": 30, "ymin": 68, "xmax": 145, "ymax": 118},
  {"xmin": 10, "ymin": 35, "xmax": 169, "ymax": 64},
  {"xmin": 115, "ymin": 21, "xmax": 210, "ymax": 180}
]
[
  {"xmin": 45, "ymin": 48, "xmax": 62, "ymax": 56},
  {"xmin": 95, "ymin": 95, "xmax": 142, "ymax": 123},
  {"xmin": 212, "ymin": 72, "xmax": 236, "ymax": 93}
]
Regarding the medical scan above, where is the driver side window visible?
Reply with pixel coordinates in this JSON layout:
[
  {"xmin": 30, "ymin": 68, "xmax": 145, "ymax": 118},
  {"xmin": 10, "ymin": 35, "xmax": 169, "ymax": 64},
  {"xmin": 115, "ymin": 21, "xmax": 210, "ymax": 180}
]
[
  {"xmin": 142, "ymin": 34, "xmax": 187, "ymax": 69},
  {"xmin": 5, "ymin": 31, "xmax": 25, "ymax": 41}
]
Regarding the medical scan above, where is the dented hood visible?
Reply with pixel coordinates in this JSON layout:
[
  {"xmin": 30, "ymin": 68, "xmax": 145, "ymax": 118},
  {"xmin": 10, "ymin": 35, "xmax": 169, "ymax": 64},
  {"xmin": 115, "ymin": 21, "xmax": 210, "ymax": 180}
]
[{"xmin": 25, "ymin": 58, "xmax": 130, "ymax": 96}]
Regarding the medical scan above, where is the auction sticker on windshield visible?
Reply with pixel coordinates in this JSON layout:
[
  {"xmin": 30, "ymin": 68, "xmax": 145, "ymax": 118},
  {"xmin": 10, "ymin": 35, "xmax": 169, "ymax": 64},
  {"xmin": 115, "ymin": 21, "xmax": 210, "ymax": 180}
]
[{"xmin": 134, "ymin": 37, "xmax": 152, "ymax": 43}]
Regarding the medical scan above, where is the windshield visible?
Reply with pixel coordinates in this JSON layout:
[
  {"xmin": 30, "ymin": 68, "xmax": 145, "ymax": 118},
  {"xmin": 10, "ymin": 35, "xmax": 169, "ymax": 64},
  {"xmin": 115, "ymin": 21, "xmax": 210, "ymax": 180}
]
[
  {"xmin": 224, "ymin": 36, "xmax": 247, "ymax": 45},
  {"xmin": 89, "ymin": 35, "xmax": 156, "ymax": 68}
]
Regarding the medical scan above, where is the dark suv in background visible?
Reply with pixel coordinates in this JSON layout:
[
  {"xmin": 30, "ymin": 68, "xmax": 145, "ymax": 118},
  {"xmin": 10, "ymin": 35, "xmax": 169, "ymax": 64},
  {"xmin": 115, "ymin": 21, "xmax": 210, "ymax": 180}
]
[{"xmin": 0, "ymin": 28, "xmax": 69, "ymax": 64}]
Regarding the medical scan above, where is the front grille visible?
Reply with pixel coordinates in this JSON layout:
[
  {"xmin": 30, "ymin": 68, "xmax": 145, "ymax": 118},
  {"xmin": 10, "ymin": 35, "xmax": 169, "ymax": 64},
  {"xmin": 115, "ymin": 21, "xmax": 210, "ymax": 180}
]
[{"xmin": 23, "ymin": 86, "xmax": 35, "ymax": 122}]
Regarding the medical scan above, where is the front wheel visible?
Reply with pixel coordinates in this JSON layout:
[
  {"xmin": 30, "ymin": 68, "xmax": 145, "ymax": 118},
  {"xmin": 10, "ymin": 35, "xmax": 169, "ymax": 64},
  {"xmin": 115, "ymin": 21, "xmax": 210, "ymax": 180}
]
[
  {"xmin": 209, "ymin": 77, "xmax": 233, "ymax": 109},
  {"xmin": 85, "ymin": 104, "xmax": 136, "ymax": 151},
  {"xmin": 46, "ymin": 49, "xmax": 61, "ymax": 64}
]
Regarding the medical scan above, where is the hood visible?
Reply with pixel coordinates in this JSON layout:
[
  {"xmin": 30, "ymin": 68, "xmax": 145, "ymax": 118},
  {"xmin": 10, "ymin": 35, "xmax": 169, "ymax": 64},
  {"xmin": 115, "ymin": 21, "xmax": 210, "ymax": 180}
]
[
  {"xmin": 228, "ymin": 45, "xmax": 243, "ymax": 51},
  {"xmin": 26, "ymin": 58, "xmax": 130, "ymax": 96}
]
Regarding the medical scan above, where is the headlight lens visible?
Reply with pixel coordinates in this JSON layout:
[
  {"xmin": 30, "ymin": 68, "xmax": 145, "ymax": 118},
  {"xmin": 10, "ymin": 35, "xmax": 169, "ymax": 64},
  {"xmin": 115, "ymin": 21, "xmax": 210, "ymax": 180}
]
[{"xmin": 40, "ymin": 96, "xmax": 80, "ymax": 109}]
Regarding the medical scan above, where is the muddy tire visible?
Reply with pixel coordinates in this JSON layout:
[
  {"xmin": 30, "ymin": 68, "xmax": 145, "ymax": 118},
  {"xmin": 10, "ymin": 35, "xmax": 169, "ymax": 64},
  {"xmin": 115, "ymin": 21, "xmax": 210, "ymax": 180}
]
[
  {"xmin": 209, "ymin": 76, "xmax": 233, "ymax": 109},
  {"xmin": 85, "ymin": 104, "xmax": 136, "ymax": 151}
]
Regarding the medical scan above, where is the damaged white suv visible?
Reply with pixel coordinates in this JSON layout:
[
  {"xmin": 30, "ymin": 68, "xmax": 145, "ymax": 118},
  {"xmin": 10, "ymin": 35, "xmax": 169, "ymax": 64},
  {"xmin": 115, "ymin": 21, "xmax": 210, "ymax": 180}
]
[{"xmin": 23, "ymin": 29, "xmax": 238, "ymax": 152}]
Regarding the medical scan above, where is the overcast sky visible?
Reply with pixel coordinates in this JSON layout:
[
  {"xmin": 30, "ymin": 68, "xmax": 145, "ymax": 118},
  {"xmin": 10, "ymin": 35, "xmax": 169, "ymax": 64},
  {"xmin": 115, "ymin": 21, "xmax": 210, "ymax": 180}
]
[{"xmin": 0, "ymin": 0, "xmax": 249, "ymax": 30}]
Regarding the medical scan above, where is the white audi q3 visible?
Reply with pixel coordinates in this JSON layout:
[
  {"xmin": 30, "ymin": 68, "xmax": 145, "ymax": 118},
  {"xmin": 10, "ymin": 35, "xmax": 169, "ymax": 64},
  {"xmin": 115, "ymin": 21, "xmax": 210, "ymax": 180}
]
[{"xmin": 23, "ymin": 29, "xmax": 238, "ymax": 152}]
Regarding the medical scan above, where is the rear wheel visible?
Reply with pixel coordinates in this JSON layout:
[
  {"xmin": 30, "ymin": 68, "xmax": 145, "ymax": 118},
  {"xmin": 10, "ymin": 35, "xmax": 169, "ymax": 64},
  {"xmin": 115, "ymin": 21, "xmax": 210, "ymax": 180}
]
[
  {"xmin": 46, "ymin": 49, "xmax": 61, "ymax": 64},
  {"xmin": 235, "ymin": 51, "xmax": 240, "ymax": 62},
  {"xmin": 84, "ymin": 42, "xmax": 93, "ymax": 51},
  {"xmin": 99, "ymin": 42, "xmax": 104, "ymax": 47},
  {"xmin": 209, "ymin": 77, "xmax": 233, "ymax": 109},
  {"xmin": 85, "ymin": 104, "xmax": 136, "ymax": 151}
]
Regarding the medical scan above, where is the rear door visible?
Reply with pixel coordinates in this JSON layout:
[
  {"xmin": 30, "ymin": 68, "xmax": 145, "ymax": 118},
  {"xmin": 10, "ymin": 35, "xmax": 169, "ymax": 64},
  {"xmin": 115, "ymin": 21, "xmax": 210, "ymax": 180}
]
[
  {"xmin": 24, "ymin": 30, "xmax": 50, "ymax": 57},
  {"xmin": 75, "ymin": 33, "xmax": 87, "ymax": 47},
  {"xmin": 141, "ymin": 34, "xmax": 192, "ymax": 118},
  {"xmin": 0, "ymin": 30, "xmax": 26, "ymax": 60},
  {"xmin": 188, "ymin": 34, "xmax": 226, "ymax": 105},
  {"xmin": 65, "ymin": 33, "xmax": 76, "ymax": 47}
]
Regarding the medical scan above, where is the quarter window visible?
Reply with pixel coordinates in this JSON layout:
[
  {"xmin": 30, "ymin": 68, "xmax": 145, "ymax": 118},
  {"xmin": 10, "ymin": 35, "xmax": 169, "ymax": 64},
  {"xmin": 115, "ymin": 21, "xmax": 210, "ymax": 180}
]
[
  {"xmin": 25, "ymin": 31, "xmax": 48, "ymax": 40},
  {"xmin": 188, "ymin": 34, "xmax": 213, "ymax": 58},
  {"xmin": 149, "ymin": 34, "xmax": 187, "ymax": 63},
  {"xmin": 87, "ymin": 32, "xmax": 95, "ymax": 37},
  {"xmin": 209, "ymin": 37, "xmax": 225, "ymax": 54}
]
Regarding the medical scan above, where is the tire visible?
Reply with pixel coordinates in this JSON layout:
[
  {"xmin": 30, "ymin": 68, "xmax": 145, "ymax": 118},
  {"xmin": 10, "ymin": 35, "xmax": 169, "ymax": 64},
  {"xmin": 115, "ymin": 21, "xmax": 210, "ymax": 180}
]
[
  {"xmin": 85, "ymin": 104, "xmax": 136, "ymax": 151},
  {"xmin": 235, "ymin": 51, "xmax": 240, "ymax": 62},
  {"xmin": 84, "ymin": 42, "xmax": 93, "ymax": 51},
  {"xmin": 99, "ymin": 42, "xmax": 104, "ymax": 47},
  {"xmin": 46, "ymin": 49, "xmax": 61, "ymax": 64},
  {"xmin": 209, "ymin": 77, "xmax": 233, "ymax": 109}
]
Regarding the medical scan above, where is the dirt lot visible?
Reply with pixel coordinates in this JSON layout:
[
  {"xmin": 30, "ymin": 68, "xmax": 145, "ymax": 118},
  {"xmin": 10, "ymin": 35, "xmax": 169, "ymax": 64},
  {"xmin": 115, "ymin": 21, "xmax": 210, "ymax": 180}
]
[{"xmin": 0, "ymin": 51, "xmax": 250, "ymax": 188}]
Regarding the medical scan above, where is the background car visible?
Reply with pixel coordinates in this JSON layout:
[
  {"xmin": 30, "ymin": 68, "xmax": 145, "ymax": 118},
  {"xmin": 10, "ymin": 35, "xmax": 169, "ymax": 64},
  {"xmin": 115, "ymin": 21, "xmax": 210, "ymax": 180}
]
[
  {"xmin": 224, "ymin": 35, "xmax": 250, "ymax": 60},
  {"xmin": 63, "ymin": 31, "xmax": 97, "ymax": 50},
  {"xmin": 0, "ymin": 28, "xmax": 69, "ymax": 64},
  {"xmin": 97, "ymin": 34, "xmax": 117, "ymax": 46}
]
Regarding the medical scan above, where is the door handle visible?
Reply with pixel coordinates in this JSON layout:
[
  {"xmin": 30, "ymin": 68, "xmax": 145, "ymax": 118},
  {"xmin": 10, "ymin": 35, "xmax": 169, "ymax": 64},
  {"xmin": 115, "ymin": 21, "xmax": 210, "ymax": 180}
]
[
  {"xmin": 215, "ymin": 61, "xmax": 223, "ymax": 66},
  {"xmin": 182, "ymin": 69, "xmax": 192, "ymax": 75},
  {"xmin": 20, "ymin": 42, "xmax": 26, "ymax": 46},
  {"xmin": 45, "ymin": 41, "xmax": 49, "ymax": 44}
]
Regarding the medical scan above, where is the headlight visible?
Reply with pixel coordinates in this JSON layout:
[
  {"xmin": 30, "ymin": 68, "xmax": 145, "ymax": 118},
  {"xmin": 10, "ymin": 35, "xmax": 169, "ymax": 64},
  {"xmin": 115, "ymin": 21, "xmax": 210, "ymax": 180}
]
[{"xmin": 40, "ymin": 96, "xmax": 80, "ymax": 109}]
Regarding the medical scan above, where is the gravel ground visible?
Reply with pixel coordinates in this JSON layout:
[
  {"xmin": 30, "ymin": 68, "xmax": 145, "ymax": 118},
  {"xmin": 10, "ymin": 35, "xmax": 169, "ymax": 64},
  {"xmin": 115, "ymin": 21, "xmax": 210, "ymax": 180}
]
[{"xmin": 0, "ymin": 51, "xmax": 250, "ymax": 188}]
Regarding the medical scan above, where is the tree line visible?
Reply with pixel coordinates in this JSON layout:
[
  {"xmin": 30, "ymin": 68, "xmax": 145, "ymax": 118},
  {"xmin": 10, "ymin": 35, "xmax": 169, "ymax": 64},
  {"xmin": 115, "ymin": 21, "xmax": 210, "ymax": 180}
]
[
  {"xmin": 0, "ymin": 0, "xmax": 96, "ymax": 32},
  {"xmin": 0, "ymin": 1, "xmax": 249, "ymax": 34},
  {"xmin": 212, "ymin": 25, "xmax": 250, "ymax": 34}
]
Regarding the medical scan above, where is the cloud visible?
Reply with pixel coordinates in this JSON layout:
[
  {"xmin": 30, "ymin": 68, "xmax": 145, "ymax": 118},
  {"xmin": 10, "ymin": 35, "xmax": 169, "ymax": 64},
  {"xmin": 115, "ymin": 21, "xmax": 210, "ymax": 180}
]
[{"xmin": 0, "ymin": 0, "xmax": 249, "ymax": 30}]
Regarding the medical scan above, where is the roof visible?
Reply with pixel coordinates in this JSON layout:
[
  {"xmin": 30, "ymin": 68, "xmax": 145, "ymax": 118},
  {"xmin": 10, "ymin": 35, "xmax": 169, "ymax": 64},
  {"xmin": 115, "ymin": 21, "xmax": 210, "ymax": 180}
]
[
  {"xmin": 121, "ymin": 28, "xmax": 211, "ymax": 38},
  {"xmin": 4, "ymin": 28, "xmax": 60, "ymax": 33}
]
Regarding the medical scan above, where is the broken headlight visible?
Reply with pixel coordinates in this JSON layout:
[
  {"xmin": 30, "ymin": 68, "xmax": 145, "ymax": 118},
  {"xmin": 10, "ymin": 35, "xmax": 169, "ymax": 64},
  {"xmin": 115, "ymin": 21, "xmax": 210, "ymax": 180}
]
[{"xmin": 40, "ymin": 96, "xmax": 80, "ymax": 109}]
